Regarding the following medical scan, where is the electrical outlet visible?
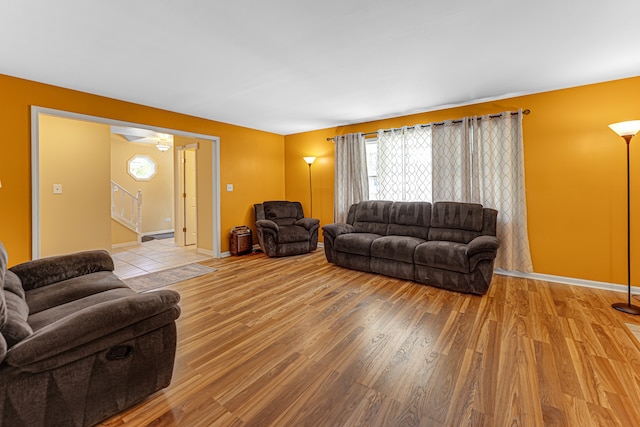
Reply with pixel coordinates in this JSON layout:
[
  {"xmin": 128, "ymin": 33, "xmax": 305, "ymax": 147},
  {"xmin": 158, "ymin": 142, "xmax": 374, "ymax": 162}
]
[
  {"xmin": 227, "ymin": 184, "xmax": 234, "ymax": 192},
  {"xmin": 53, "ymin": 184, "xmax": 62, "ymax": 194},
  {"xmin": 165, "ymin": 218, "xmax": 172, "ymax": 222}
]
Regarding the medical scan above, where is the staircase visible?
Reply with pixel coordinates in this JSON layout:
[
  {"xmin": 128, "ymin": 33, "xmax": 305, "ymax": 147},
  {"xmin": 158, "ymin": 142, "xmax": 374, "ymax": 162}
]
[{"xmin": 111, "ymin": 180, "xmax": 142, "ymax": 234}]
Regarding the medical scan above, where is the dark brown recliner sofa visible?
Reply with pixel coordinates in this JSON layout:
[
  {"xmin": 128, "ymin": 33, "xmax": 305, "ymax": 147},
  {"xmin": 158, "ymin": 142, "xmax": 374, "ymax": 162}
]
[
  {"xmin": 322, "ymin": 200, "xmax": 500, "ymax": 295},
  {"xmin": 254, "ymin": 201, "xmax": 320, "ymax": 257},
  {"xmin": 0, "ymin": 242, "xmax": 181, "ymax": 427}
]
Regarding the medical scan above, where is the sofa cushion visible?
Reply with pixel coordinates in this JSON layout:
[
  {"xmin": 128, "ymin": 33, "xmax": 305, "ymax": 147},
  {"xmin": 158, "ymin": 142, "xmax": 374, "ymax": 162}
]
[
  {"xmin": 1, "ymin": 290, "xmax": 33, "ymax": 348},
  {"xmin": 387, "ymin": 201, "xmax": 431, "ymax": 239},
  {"xmin": 28, "ymin": 288, "xmax": 135, "ymax": 332},
  {"xmin": 414, "ymin": 241, "xmax": 470, "ymax": 274},
  {"xmin": 0, "ymin": 289, "xmax": 5, "ymax": 332},
  {"xmin": 26, "ymin": 271, "xmax": 131, "ymax": 315},
  {"xmin": 0, "ymin": 243, "xmax": 33, "ymax": 348},
  {"xmin": 352, "ymin": 201, "xmax": 392, "ymax": 235},
  {"xmin": 263, "ymin": 201, "xmax": 303, "ymax": 226},
  {"xmin": 371, "ymin": 235, "xmax": 425, "ymax": 263},
  {"xmin": 4, "ymin": 271, "xmax": 25, "ymax": 299},
  {"xmin": 335, "ymin": 233, "xmax": 381, "ymax": 257},
  {"xmin": 276, "ymin": 225, "xmax": 310, "ymax": 244},
  {"xmin": 0, "ymin": 242, "xmax": 7, "ymax": 330},
  {"xmin": 429, "ymin": 202, "xmax": 484, "ymax": 243}
]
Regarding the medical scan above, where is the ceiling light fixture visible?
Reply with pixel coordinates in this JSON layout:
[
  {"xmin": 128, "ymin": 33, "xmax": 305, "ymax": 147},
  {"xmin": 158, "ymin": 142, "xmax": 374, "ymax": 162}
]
[{"xmin": 156, "ymin": 140, "xmax": 170, "ymax": 152}]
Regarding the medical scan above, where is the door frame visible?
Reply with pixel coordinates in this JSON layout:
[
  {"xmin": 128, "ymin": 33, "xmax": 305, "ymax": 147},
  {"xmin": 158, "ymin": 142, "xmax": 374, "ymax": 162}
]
[
  {"xmin": 30, "ymin": 106, "xmax": 221, "ymax": 259},
  {"xmin": 175, "ymin": 143, "xmax": 199, "ymax": 247}
]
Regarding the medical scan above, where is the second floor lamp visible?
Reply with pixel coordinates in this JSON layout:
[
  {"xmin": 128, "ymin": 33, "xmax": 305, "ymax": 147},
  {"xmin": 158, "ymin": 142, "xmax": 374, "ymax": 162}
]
[
  {"xmin": 303, "ymin": 156, "xmax": 316, "ymax": 216},
  {"xmin": 609, "ymin": 120, "xmax": 640, "ymax": 315}
]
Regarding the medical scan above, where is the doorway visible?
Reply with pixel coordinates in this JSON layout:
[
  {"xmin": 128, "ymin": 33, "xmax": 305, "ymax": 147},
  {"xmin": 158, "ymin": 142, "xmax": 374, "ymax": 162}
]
[{"xmin": 31, "ymin": 106, "xmax": 221, "ymax": 259}]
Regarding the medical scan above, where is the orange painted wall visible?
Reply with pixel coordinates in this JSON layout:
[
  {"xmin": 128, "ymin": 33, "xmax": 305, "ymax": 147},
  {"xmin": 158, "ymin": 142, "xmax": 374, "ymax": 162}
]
[
  {"xmin": 0, "ymin": 74, "xmax": 284, "ymax": 265},
  {"xmin": 284, "ymin": 76, "xmax": 640, "ymax": 285}
]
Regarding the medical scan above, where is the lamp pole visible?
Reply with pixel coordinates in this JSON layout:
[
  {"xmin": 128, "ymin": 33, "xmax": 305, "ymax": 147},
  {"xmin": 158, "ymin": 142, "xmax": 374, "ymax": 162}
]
[
  {"xmin": 303, "ymin": 157, "xmax": 316, "ymax": 216},
  {"xmin": 609, "ymin": 121, "xmax": 640, "ymax": 315}
]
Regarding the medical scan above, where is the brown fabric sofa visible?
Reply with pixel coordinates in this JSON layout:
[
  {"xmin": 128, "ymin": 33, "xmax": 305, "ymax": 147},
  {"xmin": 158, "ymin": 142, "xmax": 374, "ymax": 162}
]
[
  {"xmin": 254, "ymin": 201, "xmax": 320, "ymax": 257},
  {"xmin": 0, "ymin": 242, "xmax": 181, "ymax": 427},
  {"xmin": 322, "ymin": 200, "xmax": 500, "ymax": 295}
]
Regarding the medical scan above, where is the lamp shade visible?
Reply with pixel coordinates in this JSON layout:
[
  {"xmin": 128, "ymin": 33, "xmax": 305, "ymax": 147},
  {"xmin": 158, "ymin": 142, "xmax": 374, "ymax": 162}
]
[
  {"xmin": 609, "ymin": 120, "xmax": 640, "ymax": 138},
  {"xmin": 303, "ymin": 156, "xmax": 316, "ymax": 165}
]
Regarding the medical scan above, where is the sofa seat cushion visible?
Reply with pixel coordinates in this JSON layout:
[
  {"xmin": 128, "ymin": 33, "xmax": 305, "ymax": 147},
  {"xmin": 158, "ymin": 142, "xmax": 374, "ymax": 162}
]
[
  {"xmin": 334, "ymin": 233, "xmax": 381, "ymax": 257},
  {"xmin": 28, "ymin": 287, "xmax": 135, "ymax": 332},
  {"xmin": 414, "ymin": 241, "xmax": 470, "ymax": 274},
  {"xmin": 371, "ymin": 235, "xmax": 425, "ymax": 263},
  {"xmin": 277, "ymin": 225, "xmax": 310, "ymax": 244},
  {"xmin": 25, "ymin": 271, "xmax": 130, "ymax": 315}
]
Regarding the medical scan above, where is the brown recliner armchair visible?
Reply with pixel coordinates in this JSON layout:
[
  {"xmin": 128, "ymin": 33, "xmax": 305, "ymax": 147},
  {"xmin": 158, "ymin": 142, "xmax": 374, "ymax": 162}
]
[
  {"xmin": 0, "ymin": 241, "xmax": 181, "ymax": 427},
  {"xmin": 254, "ymin": 201, "xmax": 320, "ymax": 257}
]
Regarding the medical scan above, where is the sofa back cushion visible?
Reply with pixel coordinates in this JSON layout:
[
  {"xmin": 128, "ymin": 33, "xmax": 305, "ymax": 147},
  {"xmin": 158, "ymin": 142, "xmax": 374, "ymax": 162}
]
[
  {"xmin": 387, "ymin": 201, "xmax": 431, "ymax": 239},
  {"xmin": 0, "ymin": 242, "xmax": 33, "ymax": 351},
  {"xmin": 1, "ymin": 242, "xmax": 7, "ymax": 331},
  {"xmin": 262, "ymin": 201, "xmax": 304, "ymax": 226},
  {"xmin": 351, "ymin": 201, "xmax": 392, "ymax": 235},
  {"xmin": 428, "ymin": 202, "xmax": 485, "ymax": 243}
]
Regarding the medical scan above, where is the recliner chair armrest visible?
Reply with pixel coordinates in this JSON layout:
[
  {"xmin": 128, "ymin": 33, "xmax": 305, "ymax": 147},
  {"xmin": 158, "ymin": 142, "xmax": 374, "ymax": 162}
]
[
  {"xmin": 10, "ymin": 250, "xmax": 115, "ymax": 291},
  {"xmin": 4, "ymin": 289, "xmax": 181, "ymax": 370},
  {"xmin": 322, "ymin": 223, "xmax": 354, "ymax": 240},
  {"xmin": 467, "ymin": 235, "xmax": 500, "ymax": 257},
  {"xmin": 256, "ymin": 219, "xmax": 279, "ymax": 232},
  {"xmin": 295, "ymin": 218, "xmax": 320, "ymax": 230}
]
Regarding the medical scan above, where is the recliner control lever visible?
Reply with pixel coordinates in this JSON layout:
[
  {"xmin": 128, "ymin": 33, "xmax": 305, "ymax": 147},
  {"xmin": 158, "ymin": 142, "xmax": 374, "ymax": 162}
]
[{"xmin": 106, "ymin": 345, "xmax": 134, "ymax": 360}]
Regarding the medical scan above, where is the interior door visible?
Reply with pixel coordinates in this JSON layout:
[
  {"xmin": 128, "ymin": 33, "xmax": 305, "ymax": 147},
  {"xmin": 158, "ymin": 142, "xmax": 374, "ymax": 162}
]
[{"xmin": 185, "ymin": 149, "xmax": 197, "ymax": 246}]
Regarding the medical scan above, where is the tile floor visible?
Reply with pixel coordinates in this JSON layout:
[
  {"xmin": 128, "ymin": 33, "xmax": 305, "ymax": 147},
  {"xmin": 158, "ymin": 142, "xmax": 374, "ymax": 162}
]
[{"xmin": 111, "ymin": 238, "xmax": 212, "ymax": 279}]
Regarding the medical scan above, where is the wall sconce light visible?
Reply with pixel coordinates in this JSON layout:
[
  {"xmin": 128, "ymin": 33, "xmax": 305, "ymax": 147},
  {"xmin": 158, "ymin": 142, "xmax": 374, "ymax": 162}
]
[
  {"xmin": 303, "ymin": 157, "xmax": 316, "ymax": 215},
  {"xmin": 609, "ymin": 120, "xmax": 640, "ymax": 315}
]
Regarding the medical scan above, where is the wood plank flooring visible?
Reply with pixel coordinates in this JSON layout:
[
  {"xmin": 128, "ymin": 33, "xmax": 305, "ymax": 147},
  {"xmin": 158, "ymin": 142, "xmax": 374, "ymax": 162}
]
[{"xmin": 101, "ymin": 250, "xmax": 640, "ymax": 426}]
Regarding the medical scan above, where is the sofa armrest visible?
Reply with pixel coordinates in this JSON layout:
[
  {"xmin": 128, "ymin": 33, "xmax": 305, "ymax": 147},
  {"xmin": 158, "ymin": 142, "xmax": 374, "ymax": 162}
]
[
  {"xmin": 256, "ymin": 219, "xmax": 279, "ymax": 232},
  {"xmin": 9, "ymin": 250, "xmax": 114, "ymax": 291},
  {"xmin": 295, "ymin": 217, "xmax": 320, "ymax": 230},
  {"xmin": 467, "ymin": 235, "xmax": 500, "ymax": 257},
  {"xmin": 4, "ymin": 289, "xmax": 180, "ymax": 368},
  {"xmin": 322, "ymin": 223, "xmax": 354, "ymax": 240}
]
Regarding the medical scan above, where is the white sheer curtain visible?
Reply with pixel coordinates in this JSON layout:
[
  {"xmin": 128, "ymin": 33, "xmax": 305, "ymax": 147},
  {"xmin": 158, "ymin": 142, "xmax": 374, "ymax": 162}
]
[
  {"xmin": 377, "ymin": 126, "xmax": 433, "ymax": 201},
  {"xmin": 431, "ymin": 118, "xmax": 471, "ymax": 202},
  {"xmin": 472, "ymin": 110, "xmax": 533, "ymax": 272},
  {"xmin": 334, "ymin": 133, "xmax": 368, "ymax": 223}
]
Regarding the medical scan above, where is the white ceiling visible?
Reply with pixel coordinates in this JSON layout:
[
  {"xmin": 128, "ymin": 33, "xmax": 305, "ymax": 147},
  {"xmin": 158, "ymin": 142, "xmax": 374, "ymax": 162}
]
[{"xmin": 1, "ymin": 1, "xmax": 639, "ymax": 135}]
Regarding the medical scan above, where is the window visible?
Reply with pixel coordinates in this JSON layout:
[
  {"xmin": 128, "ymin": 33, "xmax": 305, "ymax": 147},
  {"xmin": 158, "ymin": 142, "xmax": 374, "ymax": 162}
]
[
  {"xmin": 365, "ymin": 137, "xmax": 379, "ymax": 200},
  {"xmin": 368, "ymin": 127, "xmax": 434, "ymax": 201},
  {"xmin": 127, "ymin": 155, "xmax": 157, "ymax": 181}
]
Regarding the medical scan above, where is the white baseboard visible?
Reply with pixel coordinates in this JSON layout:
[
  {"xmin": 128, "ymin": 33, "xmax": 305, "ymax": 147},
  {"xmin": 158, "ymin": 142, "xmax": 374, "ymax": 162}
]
[
  {"xmin": 196, "ymin": 248, "xmax": 215, "ymax": 257},
  {"xmin": 142, "ymin": 229, "xmax": 174, "ymax": 236},
  {"xmin": 496, "ymin": 269, "xmax": 639, "ymax": 296},
  {"xmin": 220, "ymin": 251, "xmax": 231, "ymax": 258},
  {"xmin": 111, "ymin": 241, "xmax": 139, "ymax": 249}
]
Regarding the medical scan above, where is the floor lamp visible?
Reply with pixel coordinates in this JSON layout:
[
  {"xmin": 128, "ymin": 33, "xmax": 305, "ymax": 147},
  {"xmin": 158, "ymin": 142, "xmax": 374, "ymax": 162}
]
[
  {"xmin": 609, "ymin": 120, "xmax": 640, "ymax": 315},
  {"xmin": 303, "ymin": 156, "xmax": 316, "ymax": 216}
]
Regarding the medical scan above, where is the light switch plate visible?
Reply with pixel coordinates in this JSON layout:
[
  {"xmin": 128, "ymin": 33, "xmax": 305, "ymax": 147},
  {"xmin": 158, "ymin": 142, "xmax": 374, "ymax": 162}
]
[
  {"xmin": 227, "ymin": 184, "xmax": 233, "ymax": 192},
  {"xmin": 53, "ymin": 184, "xmax": 62, "ymax": 194}
]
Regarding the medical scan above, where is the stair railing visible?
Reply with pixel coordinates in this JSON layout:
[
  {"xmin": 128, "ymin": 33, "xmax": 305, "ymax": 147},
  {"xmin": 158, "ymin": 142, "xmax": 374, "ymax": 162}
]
[{"xmin": 111, "ymin": 180, "xmax": 142, "ymax": 233}]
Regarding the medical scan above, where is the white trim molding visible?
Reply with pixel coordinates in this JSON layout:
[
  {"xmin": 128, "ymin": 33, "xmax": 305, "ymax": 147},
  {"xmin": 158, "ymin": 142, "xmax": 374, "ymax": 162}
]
[
  {"xmin": 496, "ymin": 269, "xmax": 640, "ymax": 295},
  {"xmin": 31, "ymin": 106, "xmax": 221, "ymax": 260}
]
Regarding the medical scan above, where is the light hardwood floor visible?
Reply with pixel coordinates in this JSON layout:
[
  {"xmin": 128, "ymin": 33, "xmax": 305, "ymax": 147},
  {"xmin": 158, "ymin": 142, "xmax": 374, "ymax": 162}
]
[{"xmin": 102, "ymin": 250, "xmax": 640, "ymax": 426}]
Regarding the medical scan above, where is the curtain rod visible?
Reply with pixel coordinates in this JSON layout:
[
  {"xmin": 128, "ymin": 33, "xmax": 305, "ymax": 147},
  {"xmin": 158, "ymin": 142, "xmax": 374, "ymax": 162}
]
[{"xmin": 326, "ymin": 109, "xmax": 530, "ymax": 141}]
